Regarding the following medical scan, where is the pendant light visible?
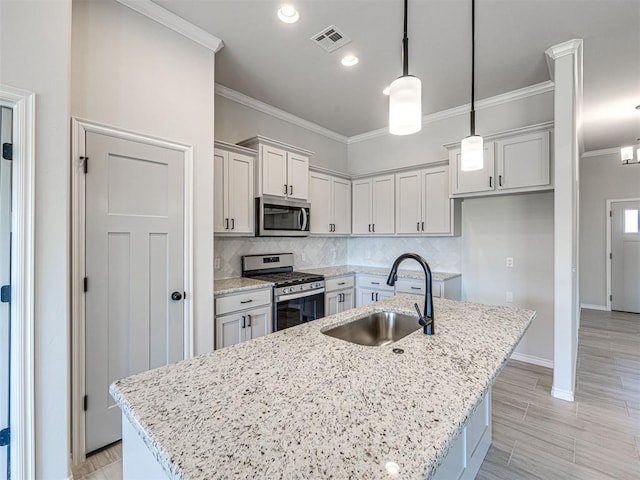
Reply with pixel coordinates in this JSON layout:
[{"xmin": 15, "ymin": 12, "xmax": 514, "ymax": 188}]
[
  {"xmin": 460, "ymin": 0, "xmax": 483, "ymax": 171},
  {"xmin": 389, "ymin": 0, "xmax": 422, "ymax": 136}
]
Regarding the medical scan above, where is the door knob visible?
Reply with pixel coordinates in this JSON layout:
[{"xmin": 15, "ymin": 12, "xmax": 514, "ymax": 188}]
[{"xmin": 171, "ymin": 291, "xmax": 183, "ymax": 301}]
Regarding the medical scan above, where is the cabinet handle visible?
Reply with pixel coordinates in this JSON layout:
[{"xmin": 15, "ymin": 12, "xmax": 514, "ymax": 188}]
[
  {"xmin": 371, "ymin": 281, "xmax": 380, "ymax": 285},
  {"xmin": 375, "ymin": 292, "xmax": 379, "ymax": 301},
  {"xmin": 339, "ymin": 293, "xmax": 343, "ymax": 303},
  {"xmin": 417, "ymin": 222, "xmax": 420, "ymax": 231},
  {"xmin": 337, "ymin": 282, "xmax": 346, "ymax": 285},
  {"xmin": 242, "ymin": 316, "xmax": 246, "ymax": 328},
  {"xmin": 411, "ymin": 286, "xmax": 421, "ymax": 290},
  {"xmin": 422, "ymin": 221, "xmax": 425, "ymax": 231},
  {"xmin": 284, "ymin": 184, "xmax": 288, "ymax": 195},
  {"xmin": 489, "ymin": 176, "xmax": 493, "ymax": 188},
  {"xmin": 240, "ymin": 299, "xmax": 253, "ymax": 304},
  {"xmin": 225, "ymin": 218, "xmax": 229, "ymax": 230},
  {"xmin": 231, "ymin": 218, "xmax": 235, "ymax": 230},
  {"xmin": 499, "ymin": 175, "xmax": 503, "ymax": 187},
  {"xmin": 247, "ymin": 314, "xmax": 252, "ymax": 327},
  {"xmin": 333, "ymin": 223, "xmax": 336, "ymax": 232},
  {"xmin": 289, "ymin": 185, "xmax": 293, "ymax": 196},
  {"xmin": 371, "ymin": 292, "xmax": 374, "ymax": 301},
  {"xmin": 372, "ymin": 224, "xmax": 375, "ymax": 233}
]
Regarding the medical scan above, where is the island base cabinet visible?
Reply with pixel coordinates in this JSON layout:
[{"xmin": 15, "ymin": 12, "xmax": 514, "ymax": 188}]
[
  {"xmin": 122, "ymin": 415, "xmax": 168, "ymax": 479},
  {"xmin": 432, "ymin": 389, "xmax": 492, "ymax": 480}
]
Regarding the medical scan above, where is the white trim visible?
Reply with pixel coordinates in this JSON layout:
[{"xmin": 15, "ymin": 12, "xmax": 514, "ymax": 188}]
[
  {"xmin": 308, "ymin": 164, "xmax": 351, "ymax": 180},
  {"xmin": 545, "ymin": 39, "xmax": 583, "ymax": 79},
  {"xmin": 115, "ymin": 0, "xmax": 224, "ymax": 52},
  {"xmin": 71, "ymin": 118, "xmax": 195, "ymax": 464},
  {"xmin": 550, "ymin": 386, "xmax": 575, "ymax": 402},
  {"xmin": 580, "ymin": 303, "xmax": 609, "ymax": 312},
  {"xmin": 215, "ymin": 84, "xmax": 349, "ymax": 144},
  {"xmin": 0, "ymin": 84, "xmax": 36, "ymax": 480},
  {"xmin": 606, "ymin": 197, "xmax": 640, "ymax": 313},
  {"xmin": 581, "ymin": 147, "xmax": 620, "ymax": 158},
  {"xmin": 348, "ymin": 81, "xmax": 555, "ymax": 144},
  {"xmin": 510, "ymin": 352, "xmax": 554, "ymax": 369}
]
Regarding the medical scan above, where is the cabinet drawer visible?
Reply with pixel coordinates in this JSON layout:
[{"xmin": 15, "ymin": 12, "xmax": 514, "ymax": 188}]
[
  {"xmin": 356, "ymin": 275, "xmax": 394, "ymax": 292},
  {"xmin": 395, "ymin": 278, "xmax": 442, "ymax": 297},
  {"xmin": 215, "ymin": 288, "xmax": 271, "ymax": 316},
  {"xmin": 466, "ymin": 392, "xmax": 490, "ymax": 460},
  {"xmin": 326, "ymin": 275, "xmax": 355, "ymax": 292}
]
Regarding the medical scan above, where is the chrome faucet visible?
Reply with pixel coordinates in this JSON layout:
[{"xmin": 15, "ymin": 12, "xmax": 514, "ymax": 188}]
[{"xmin": 386, "ymin": 253, "xmax": 435, "ymax": 335}]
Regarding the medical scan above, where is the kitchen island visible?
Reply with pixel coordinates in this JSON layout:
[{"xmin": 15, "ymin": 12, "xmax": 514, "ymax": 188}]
[{"xmin": 111, "ymin": 295, "xmax": 534, "ymax": 479}]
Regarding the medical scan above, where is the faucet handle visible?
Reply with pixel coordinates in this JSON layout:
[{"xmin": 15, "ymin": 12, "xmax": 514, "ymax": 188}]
[{"xmin": 414, "ymin": 303, "xmax": 433, "ymax": 328}]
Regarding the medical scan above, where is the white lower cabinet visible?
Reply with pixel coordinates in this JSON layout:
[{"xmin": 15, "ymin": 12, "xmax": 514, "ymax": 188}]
[
  {"xmin": 356, "ymin": 275, "xmax": 395, "ymax": 307},
  {"xmin": 394, "ymin": 276, "xmax": 461, "ymax": 300},
  {"xmin": 215, "ymin": 288, "xmax": 272, "ymax": 350},
  {"xmin": 325, "ymin": 275, "xmax": 355, "ymax": 316}
]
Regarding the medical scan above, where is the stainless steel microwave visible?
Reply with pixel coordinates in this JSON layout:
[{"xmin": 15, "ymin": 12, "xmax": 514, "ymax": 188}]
[{"xmin": 256, "ymin": 197, "xmax": 310, "ymax": 236}]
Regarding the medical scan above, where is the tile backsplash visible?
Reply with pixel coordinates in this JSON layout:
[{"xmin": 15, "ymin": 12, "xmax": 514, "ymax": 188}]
[{"xmin": 215, "ymin": 235, "xmax": 461, "ymax": 278}]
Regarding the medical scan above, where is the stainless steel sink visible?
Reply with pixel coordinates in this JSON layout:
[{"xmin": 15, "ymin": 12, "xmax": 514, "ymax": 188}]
[{"xmin": 322, "ymin": 311, "xmax": 420, "ymax": 346}]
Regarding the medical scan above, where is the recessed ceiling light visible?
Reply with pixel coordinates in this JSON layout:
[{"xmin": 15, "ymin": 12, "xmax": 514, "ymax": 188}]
[
  {"xmin": 382, "ymin": 86, "xmax": 390, "ymax": 95},
  {"xmin": 277, "ymin": 5, "xmax": 300, "ymax": 24},
  {"xmin": 341, "ymin": 55, "xmax": 359, "ymax": 67}
]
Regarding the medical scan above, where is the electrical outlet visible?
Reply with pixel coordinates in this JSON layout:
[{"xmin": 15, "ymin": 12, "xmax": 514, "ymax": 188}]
[
  {"xmin": 506, "ymin": 257, "xmax": 514, "ymax": 268},
  {"xmin": 214, "ymin": 258, "xmax": 221, "ymax": 269},
  {"xmin": 506, "ymin": 291, "xmax": 514, "ymax": 303}
]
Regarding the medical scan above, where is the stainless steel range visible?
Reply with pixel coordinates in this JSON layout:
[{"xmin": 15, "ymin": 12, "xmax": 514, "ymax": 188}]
[{"xmin": 242, "ymin": 253, "xmax": 325, "ymax": 332}]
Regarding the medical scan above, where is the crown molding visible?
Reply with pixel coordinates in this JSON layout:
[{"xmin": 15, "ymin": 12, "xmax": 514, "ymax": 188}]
[
  {"xmin": 581, "ymin": 147, "xmax": 620, "ymax": 158},
  {"xmin": 116, "ymin": 0, "xmax": 224, "ymax": 52},
  {"xmin": 545, "ymin": 39, "xmax": 583, "ymax": 79},
  {"xmin": 215, "ymin": 84, "xmax": 349, "ymax": 144},
  {"xmin": 348, "ymin": 81, "xmax": 555, "ymax": 145}
]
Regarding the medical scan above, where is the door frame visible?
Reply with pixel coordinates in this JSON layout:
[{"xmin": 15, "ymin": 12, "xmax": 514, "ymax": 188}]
[
  {"xmin": 71, "ymin": 118, "xmax": 194, "ymax": 464},
  {"xmin": 605, "ymin": 197, "xmax": 640, "ymax": 311},
  {"xmin": 0, "ymin": 85, "xmax": 36, "ymax": 479}
]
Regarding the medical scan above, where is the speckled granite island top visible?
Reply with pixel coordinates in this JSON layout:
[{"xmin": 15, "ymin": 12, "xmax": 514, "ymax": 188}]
[
  {"xmin": 305, "ymin": 265, "xmax": 461, "ymax": 282},
  {"xmin": 111, "ymin": 296, "xmax": 534, "ymax": 480}
]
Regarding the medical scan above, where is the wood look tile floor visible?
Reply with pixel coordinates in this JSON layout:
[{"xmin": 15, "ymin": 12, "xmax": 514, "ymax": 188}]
[{"xmin": 72, "ymin": 309, "xmax": 640, "ymax": 480}]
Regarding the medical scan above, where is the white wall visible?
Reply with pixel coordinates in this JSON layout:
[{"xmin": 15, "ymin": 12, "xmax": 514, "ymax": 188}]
[
  {"xmin": 580, "ymin": 150, "xmax": 640, "ymax": 307},
  {"xmin": 0, "ymin": 1, "xmax": 72, "ymax": 478},
  {"xmin": 462, "ymin": 193, "xmax": 555, "ymax": 362},
  {"xmin": 71, "ymin": 0, "xmax": 216, "ymax": 355},
  {"xmin": 215, "ymin": 94, "xmax": 349, "ymax": 173}
]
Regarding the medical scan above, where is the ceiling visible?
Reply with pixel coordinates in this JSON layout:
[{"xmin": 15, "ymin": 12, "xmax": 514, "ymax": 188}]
[{"xmin": 155, "ymin": 0, "xmax": 640, "ymax": 151}]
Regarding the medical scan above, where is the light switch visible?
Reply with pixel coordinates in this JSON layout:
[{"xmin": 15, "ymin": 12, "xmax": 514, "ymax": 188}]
[
  {"xmin": 506, "ymin": 257, "xmax": 514, "ymax": 268},
  {"xmin": 214, "ymin": 258, "xmax": 221, "ymax": 269},
  {"xmin": 506, "ymin": 291, "xmax": 514, "ymax": 302}
]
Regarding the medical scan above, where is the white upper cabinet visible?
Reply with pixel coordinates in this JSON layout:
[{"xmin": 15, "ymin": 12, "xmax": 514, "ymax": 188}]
[
  {"xmin": 237, "ymin": 136, "xmax": 312, "ymax": 201},
  {"xmin": 309, "ymin": 171, "xmax": 351, "ymax": 235},
  {"xmin": 448, "ymin": 126, "xmax": 552, "ymax": 197},
  {"xmin": 352, "ymin": 174, "xmax": 395, "ymax": 235},
  {"xmin": 214, "ymin": 141, "xmax": 256, "ymax": 235},
  {"xmin": 396, "ymin": 166, "xmax": 459, "ymax": 236}
]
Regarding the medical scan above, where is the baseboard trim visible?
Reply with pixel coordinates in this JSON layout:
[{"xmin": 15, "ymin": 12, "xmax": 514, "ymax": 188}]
[
  {"xmin": 510, "ymin": 352, "xmax": 554, "ymax": 369},
  {"xmin": 580, "ymin": 303, "xmax": 609, "ymax": 312},
  {"xmin": 551, "ymin": 386, "xmax": 575, "ymax": 402}
]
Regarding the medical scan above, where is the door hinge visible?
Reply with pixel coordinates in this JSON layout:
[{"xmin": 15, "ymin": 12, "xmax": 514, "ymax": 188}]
[
  {"xmin": 610, "ymin": 294, "xmax": 613, "ymax": 301},
  {"xmin": 0, "ymin": 285, "xmax": 10, "ymax": 303},
  {"xmin": 81, "ymin": 156, "xmax": 88, "ymax": 174},
  {"xmin": 0, "ymin": 427, "xmax": 9, "ymax": 447},
  {"xmin": 610, "ymin": 210, "xmax": 612, "ymax": 217},
  {"xmin": 83, "ymin": 277, "xmax": 88, "ymax": 292},
  {"xmin": 2, "ymin": 143, "xmax": 12, "ymax": 160},
  {"xmin": 610, "ymin": 252, "xmax": 612, "ymax": 259},
  {"xmin": 83, "ymin": 395, "xmax": 88, "ymax": 411}
]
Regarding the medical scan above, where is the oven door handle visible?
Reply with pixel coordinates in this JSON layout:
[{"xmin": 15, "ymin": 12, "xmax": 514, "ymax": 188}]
[
  {"xmin": 300, "ymin": 207, "xmax": 308, "ymax": 231},
  {"xmin": 275, "ymin": 288, "xmax": 325, "ymax": 303}
]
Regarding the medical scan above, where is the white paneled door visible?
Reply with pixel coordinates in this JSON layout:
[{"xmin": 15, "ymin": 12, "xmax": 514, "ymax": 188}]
[
  {"xmin": 84, "ymin": 132, "xmax": 185, "ymax": 453},
  {"xmin": 611, "ymin": 200, "xmax": 640, "ymax": 313}
]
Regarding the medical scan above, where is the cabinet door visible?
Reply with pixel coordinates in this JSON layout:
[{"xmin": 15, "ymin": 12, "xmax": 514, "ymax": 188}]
[
  {"xmin": 332, "ymin": 177, "xmax": 351, "ymax": 235},
  {"xmin": 395, "ymin": 170, "xmax": 422, "ymax": 234},
  {"xmin": 309, "ymin": 172, "xmax": 332, "ymax": 234},
  {"xmin": 261, "ymin": 145, "xmax": 288, "ymax": 197},
  {"xmin": 227, "ymin": 152, "xmax": 254, "ymax": 234},
  {"xmin": 450, "ymin": 142, "xmax": 496, "ymax": 195},
  {"xmin": 496, "ymin": 131, "xmax": 549, "ymax": 190},
  {"xmin": 372, "ymin": 175, "xmax": 395, "ymax": 234},
  {"xmin": 287, "ymin": 152, "xmax": 309, "ymax": 200},
  {"xmin": 422, "ymin": 166, "xmax": 451, "ymax": 234},
  {"xmin": 352, "ymin": 179, "xmax": 372, "ymax": 234},
  {"xmin": 325, "ymin": 290, "xmax": 341, "ymax": 316},
  {"xmin": 215, "ymin": 312, "xmax": 245, "ymax": 350},
  {"xmin": 340, "ymin": 289, "xmax": 355, "ymax": 312},
  {"xmin": 246, "ymin": 305, "xmax": 272, "ymax": 340},
  {"xmin": 376, "ymin": 291, "xmax": 394, "ymax": 302},
  {"xmin": 357, "ymin": 288, "xmax": 376, "ymax": 307},
  {"xmin": 213, "ymin": 149, "xmax": 228, "ymax": 233}
]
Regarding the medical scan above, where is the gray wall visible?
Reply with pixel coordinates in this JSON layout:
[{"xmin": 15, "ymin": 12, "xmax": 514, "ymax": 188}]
[
  {"xmin": 72, "ymin": 0, "xmax": 216, "ymax": 354},
  {"xmin": 215, "ymin": 94, "xmax": 349, "ymax": 173},
  {"xmin": 462, "ymin": 193, "xmax": 555, "ymax": 362},
  {"xmin": 1, "ymin": 0, "xmax": 72, "ymax": 477},
  {"xmin": 580, "ymin": 151, "xmax": 640, "ymax": 307}
]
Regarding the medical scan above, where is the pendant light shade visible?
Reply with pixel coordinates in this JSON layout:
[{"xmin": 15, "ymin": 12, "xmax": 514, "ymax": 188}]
[
  {"xmin": 389, "ymin": 75, "xmax": 422, "ymax": 135},
  {"xmin": 460, "ymin": 0, "xmax": 483, "ymax": 172},
  {"xmin": 621, "ymin": 146, "xmax": 633, "ymax": 164},
  {"xmin": 389, "ymin": 0, "xmax": 422, "ymax": 136}
]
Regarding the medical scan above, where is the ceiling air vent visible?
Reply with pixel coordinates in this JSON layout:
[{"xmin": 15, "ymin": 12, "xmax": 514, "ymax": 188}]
[{"xmin": 310, "ymin": 25, "xmax": 351, "ymax": 53}]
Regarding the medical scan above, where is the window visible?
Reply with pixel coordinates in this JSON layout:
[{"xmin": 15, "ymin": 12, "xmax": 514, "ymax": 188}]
[{"xmin": 624, "ymin": 209, "xmax": 639, "ymax": 233}]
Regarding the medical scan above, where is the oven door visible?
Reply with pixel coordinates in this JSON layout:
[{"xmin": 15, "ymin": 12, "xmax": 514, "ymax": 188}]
[{"xmin": 274, "ymin": 290, "xmax": 325, "ymax": 332}]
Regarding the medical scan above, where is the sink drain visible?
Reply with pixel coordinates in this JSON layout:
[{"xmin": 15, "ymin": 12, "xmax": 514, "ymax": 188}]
[{"xmin": 392, "ymin": 348, "xmax": 404, "ymax": 354}]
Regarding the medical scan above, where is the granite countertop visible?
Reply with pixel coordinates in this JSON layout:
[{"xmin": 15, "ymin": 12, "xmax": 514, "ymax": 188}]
[
  {"xmin": 305, "ymin": 265, "xmax": 461, "ymax": 282},
  {"xmin": 111, "ymin": 295, "xmax": 534, "ymax": 480},
  {"xmin": 214, "ymin": 277, "xmax": 274, "ymax": 296}
]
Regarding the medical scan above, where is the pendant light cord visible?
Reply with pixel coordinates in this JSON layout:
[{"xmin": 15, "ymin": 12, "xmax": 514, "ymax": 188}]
[
  {"xmin": 402, "ymin": 0, "xmax": 409, "ymax": 76},
  {"xmin": 470, "ymin": 0, "xmax": 476, "ymax": 136}
]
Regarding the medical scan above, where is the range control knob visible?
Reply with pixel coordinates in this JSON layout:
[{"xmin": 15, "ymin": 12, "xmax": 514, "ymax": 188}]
[
  {"xmin": 300, "ymin": 284, "xmax": 306, "ymax": 291},
  {"xmin": 283, "ymin": 288, "xmax": 290, "ymax": 294}
]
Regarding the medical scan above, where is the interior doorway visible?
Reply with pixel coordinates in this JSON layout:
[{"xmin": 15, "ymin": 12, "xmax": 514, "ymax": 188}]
[{"xmin": 609, "ymin": 199, "xmax": 640, "ymax": 313}]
